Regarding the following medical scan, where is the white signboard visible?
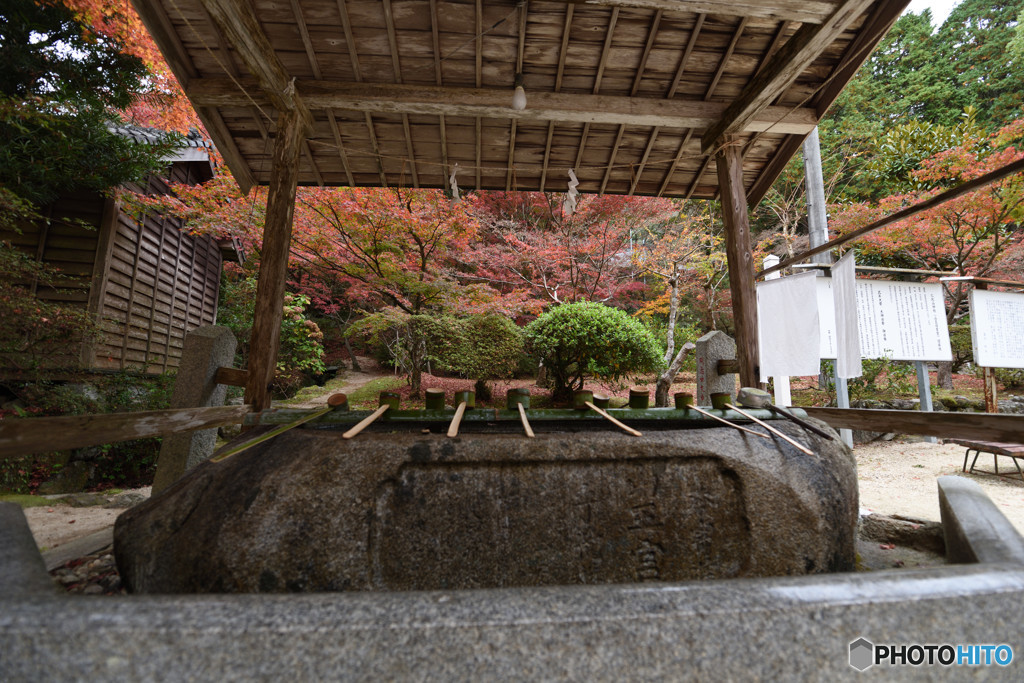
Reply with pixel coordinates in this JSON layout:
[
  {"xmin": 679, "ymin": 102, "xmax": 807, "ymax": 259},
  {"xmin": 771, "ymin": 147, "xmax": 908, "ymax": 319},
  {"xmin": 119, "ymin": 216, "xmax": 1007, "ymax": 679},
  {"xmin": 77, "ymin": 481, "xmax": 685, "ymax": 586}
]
[
  {"xmin": 970, "ymin": 289, "xmax": 1024, "ymax": 368},
  {"xmin": 817, "ymin": 278, "xmax": 951, "ymax": 362}
]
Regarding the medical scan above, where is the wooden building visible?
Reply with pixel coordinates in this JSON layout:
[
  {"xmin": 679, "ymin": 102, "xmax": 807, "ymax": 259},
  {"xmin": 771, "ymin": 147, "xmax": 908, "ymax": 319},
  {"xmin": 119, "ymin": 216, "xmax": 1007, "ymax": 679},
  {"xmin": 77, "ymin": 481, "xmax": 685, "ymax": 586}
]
[
  {"xmin": 131, "ymin": 0, "xmax": 910, "ymax": 409},
  {"xmin": 0, "ymin": 127, "xmax": 239, "ymax": 375}
]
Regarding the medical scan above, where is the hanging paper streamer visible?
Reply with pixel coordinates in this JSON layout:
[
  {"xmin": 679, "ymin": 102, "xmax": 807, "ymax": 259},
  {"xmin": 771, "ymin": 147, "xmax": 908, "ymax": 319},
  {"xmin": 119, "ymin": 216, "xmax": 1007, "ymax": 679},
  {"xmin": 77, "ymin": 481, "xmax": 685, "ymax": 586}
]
[
  {"xmin": 563, "ymin": 169, "xmax": 579, "ymax": 215},
  {"xmin": 448, "ymin": 163, "xmax": 460, "ymax": 203}
]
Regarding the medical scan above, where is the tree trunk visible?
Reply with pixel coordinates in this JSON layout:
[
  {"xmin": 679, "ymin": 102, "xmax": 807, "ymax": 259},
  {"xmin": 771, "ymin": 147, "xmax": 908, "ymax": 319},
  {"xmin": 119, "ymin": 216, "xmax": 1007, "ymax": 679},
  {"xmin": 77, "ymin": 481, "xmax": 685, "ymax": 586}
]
[
  {"xmin": 663, "ymin": 268, "xmax": 680, "ymax": 366},
  {"xmin": 474, "ymin": 378, "xmax": 492, "ymax": 401},
  {"xmin": 343, "ymin": 336, "xmax": 362, "ymax": 372},
  {"xmin": 655, "ymin": 342, "xmax": 696, "ymax": 407},
  {"xmin": 937, "ymin": 361, "xmax": 953, "ymax": 390}
]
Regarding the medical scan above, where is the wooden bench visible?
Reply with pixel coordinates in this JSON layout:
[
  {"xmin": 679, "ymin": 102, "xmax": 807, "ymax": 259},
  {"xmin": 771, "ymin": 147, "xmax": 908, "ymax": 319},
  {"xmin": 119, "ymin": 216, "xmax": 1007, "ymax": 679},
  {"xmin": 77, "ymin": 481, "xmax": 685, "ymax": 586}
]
[{"xmin": 950, "ymin": 439, "xmax": 1024, "ymax": 483}]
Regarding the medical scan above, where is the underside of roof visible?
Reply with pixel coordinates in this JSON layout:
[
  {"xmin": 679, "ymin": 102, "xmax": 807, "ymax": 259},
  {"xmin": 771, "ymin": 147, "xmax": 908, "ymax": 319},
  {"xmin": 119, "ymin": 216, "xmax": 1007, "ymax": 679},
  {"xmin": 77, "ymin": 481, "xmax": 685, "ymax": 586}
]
[{"xmin": 134, "ymin": 0, "xmax": 907, "ymax": 202}]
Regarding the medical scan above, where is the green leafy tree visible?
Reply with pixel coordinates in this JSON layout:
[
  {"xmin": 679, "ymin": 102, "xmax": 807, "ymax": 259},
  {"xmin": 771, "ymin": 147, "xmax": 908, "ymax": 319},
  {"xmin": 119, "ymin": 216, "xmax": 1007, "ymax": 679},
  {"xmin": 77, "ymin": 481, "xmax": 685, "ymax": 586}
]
[{"xmin": 524, "ymin": 302, "xmax": 662, "ymax": 401}]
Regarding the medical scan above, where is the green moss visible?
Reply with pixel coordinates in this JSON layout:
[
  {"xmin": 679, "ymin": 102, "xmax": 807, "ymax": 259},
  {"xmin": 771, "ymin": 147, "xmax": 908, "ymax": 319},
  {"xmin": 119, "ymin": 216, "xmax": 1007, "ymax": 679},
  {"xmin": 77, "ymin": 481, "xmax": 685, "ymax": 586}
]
[
  {"xmin": 346, "ymin": 377, "xmax": 405, "ymax": 409},
  {"xmin": 277, "ymin": 374, "xmax": 355, "ymax": 406},
  {"xmin": 0, "ymin": 493, "xmax": 61, "ymax": 508}
]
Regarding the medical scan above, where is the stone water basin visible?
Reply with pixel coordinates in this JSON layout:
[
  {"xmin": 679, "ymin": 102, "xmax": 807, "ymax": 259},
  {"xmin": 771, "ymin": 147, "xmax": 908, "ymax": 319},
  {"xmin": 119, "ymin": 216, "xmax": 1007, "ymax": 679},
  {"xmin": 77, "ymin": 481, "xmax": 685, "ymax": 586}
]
[{"xmin": 114, "ymin": 421, "xmax": 856, "ymax": 594}]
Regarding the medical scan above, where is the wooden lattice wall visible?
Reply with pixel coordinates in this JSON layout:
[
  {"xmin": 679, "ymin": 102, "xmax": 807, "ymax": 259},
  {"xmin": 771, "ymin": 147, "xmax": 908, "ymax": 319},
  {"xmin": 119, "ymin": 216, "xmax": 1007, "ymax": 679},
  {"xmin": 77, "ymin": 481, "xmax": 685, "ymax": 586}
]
[{"xmin": 1, "ymin": 160, "xmax": 225, "ymax": 375}]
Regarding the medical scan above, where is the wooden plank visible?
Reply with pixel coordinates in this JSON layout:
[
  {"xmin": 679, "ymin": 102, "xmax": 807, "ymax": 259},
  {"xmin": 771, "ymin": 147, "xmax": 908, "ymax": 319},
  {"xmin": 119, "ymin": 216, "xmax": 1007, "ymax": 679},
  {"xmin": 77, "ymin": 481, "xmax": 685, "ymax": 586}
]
[
  {"xmin": 215, "ymin": 366, "xmax": 249, "ymax": 387},
  {"xmin": 716, "ymin": 137, "xmax": 758, "ymax": 388},
  {"xmin": 700, "ymin": 0, "xmax": 875, "ymax": 153},
  {"xmin": 245, "ymin": 108, "xmax": 304, "ymax": 412},
  {"xmin": 758, "ymin": 157, "xmax": 1024, "ymax": 278},
  {"xmin": 0, "ymin": 405, "xmax": 252, "ymax": 459},
  {"xmin": 804, "ymin": 407, "xmax": 1024, "ymax": 443},
  {"xmin": 79, "ymin": 193, "xmax": 121, "ymax": 369}
]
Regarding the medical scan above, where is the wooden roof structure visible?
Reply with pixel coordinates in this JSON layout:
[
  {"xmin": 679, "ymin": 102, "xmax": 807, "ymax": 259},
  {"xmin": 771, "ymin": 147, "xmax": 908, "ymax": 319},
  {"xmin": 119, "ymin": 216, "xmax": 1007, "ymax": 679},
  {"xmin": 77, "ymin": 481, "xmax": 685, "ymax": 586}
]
[
  {"xmin": 135, "ymin": 0, "xmax": 906, "ymax": 203},
  {"xmin": 132, "ymin": 0, "xmax": 908, "ymax": 409}
]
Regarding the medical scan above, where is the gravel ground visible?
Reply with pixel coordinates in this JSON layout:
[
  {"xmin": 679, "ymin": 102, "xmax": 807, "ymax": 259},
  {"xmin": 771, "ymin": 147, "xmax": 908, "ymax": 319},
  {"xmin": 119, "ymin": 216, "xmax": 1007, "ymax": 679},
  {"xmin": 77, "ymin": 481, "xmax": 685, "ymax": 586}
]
[{"xmin": 856, "ymin": 438, "xmax": 1024, "ymax": 533}]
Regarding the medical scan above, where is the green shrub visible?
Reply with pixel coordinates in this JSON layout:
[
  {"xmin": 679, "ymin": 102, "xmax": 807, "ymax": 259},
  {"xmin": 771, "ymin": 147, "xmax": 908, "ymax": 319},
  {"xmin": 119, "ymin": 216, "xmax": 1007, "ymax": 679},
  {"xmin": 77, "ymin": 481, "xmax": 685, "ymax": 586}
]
[
  {"xmin": 426, "ymin": 315, "xmax": 523, "ymax": 379},
  {"xmin": 218, "ymin": 272, "xmax": 325, "ymax": 389},
  {"xmin": 524, "ymin": 302, "xmax": 662, "ymax": 400}
]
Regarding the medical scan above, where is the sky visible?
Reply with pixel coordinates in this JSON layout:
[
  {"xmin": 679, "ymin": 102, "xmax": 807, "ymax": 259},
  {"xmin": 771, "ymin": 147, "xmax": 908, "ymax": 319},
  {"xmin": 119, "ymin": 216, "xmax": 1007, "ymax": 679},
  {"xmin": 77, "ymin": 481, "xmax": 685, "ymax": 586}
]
[{"xmin": 904, "ymin": 0, "xmax": 961, "ymax": 28}]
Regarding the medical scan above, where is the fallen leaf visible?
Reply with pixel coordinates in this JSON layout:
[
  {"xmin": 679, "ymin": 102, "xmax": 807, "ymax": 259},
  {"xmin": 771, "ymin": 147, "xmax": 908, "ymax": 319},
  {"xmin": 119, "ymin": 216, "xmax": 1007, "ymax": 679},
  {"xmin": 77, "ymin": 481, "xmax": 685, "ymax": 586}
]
[
  {"xmin": 68, "ymin": 520, "xmax": 75, "ymax": 524},
  {"xmin": 879, "ymin": 543, "xmax": 895, "ymax": 550}
]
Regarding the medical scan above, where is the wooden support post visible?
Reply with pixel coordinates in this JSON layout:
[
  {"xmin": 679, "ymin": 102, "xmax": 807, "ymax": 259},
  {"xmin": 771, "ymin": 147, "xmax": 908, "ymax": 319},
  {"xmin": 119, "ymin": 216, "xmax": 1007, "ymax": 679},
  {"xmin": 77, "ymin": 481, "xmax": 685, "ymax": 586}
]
[
  {"xmin": 244, "ymin": 110, "xmax": 304, "ymax": 412},
  {"xmin": 715, "ymin": 137, "xmax": 759, "ymax": 388}
]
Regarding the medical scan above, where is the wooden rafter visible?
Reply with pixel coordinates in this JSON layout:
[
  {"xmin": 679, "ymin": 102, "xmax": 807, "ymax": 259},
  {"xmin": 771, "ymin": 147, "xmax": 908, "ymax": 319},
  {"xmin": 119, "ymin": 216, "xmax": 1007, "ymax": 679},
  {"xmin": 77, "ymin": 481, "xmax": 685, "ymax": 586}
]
[
  {"xmin": 365, "ymin": 113, "xmax": 389, "ymax": 188},
  {"xmin": 706, "ymin": 17, "xmax": 747, "ymax": 101},
  {"xmin": 656, "ymin": 130, "xmax": 694, "ymax": 197},
  {"xmin": 700, "ymin": 0, "xmax": 876, "ymax": 153},
  {"xmin": 336, "ymin": 0, "xmax": 361, "ymax": 81},
  {"xmin": 555, "ymin": 0, "xmax": 836, "ymax": 24},
  {"xmin": 382, "ymin": 0, "xmax": 419, "ymax": 188},
  {"xmin": 195, "ymin": 0, "xmax": 313, "ymax": 133},
  {"xmin": 202, "ymin": 4, "xmax": 269, "ymax": 142},
  {"xmin": 740, "ymin": 19, "xmax": 796, "ymax": 197},
  {"xmin": 287, "ymin": 0, "xmax": 326, "ymax": 186},
  {"xmin": 655, "ymin": 12, "xmax": 704, "ymax": 197},
  {"xmin": 475, "ymin": 0, "xmax": 482, "ymax": 189},
  {"xmin": 576, "ymin": 6, "xmax": 620, "ymax": 175},
  {"xmin": 430, "ymin": 0, "xmax": 449, "ymax": 178},
  {"xmin": 507, "ymin": 0, "xmax": 529, "ymax": 192},
  {"xmin": 612, "ymin": 9, "xmax": 660, "ymax": 196},
  {"xmin": 540, "ymin": 4, "xmax": 574, "ymax": 191}
]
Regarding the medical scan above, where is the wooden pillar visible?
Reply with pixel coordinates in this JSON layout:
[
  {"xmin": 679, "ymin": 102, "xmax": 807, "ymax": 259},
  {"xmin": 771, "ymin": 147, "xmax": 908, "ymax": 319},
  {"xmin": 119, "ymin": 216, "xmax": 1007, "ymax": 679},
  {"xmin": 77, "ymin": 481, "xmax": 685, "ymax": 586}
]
[
  {"xmin": 715, "ymin": 137, "xmax": 759, "ymax": 388},
  {"xmin": 244, "ymin": 109, "xmax": 304, "ymax": 411}
]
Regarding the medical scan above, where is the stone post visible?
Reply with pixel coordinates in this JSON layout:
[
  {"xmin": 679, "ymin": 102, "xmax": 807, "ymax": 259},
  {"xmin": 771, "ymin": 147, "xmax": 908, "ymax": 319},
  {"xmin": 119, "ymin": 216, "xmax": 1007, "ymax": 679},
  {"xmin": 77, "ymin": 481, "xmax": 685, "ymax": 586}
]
[
  {"xmin": 696, "ymin": 331, "xmax": 738, "ymax": 406},
  {"xmin": 152, "ymin": 325, "xmax": 237, "ymax": 495}
]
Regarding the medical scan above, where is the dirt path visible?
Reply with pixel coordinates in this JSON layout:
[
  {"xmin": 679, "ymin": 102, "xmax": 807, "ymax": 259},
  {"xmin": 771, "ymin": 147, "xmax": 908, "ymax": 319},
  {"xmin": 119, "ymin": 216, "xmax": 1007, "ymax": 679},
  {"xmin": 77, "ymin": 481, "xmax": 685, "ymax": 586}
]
[{"xmin": 283, "ymin": 357, "xmax": 388, "ymax": 409}]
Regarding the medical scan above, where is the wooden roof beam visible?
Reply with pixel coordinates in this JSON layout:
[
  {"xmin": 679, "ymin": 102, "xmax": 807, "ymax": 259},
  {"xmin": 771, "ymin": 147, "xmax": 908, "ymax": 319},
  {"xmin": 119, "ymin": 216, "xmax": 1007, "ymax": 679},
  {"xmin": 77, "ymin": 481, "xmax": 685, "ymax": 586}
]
[
  {"xmin": 700, "ymin": 0, "xmax": 875, "ymax": 154},
  {"xmin": 557, "ymin": 0, "xmax": 836, "ymax": 24},
  {"xmin": 188, "ymin": 80, "xmax": 818, "ymax": 135}
]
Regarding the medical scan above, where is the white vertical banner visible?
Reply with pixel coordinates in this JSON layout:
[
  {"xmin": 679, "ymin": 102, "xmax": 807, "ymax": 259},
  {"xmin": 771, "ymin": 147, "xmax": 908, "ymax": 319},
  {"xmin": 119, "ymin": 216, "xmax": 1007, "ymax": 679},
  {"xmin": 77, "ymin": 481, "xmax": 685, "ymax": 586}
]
[
  {"xmin": 762, "ymin": 255, "xmax": 791, "ymax": 407},
  {"xmin": 756, "ymin": 270, "xmax": 821, "ymax": 383},
  {"xmin": 832, "ymin": 251, "xmax": 862, "ymax": 378}
]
